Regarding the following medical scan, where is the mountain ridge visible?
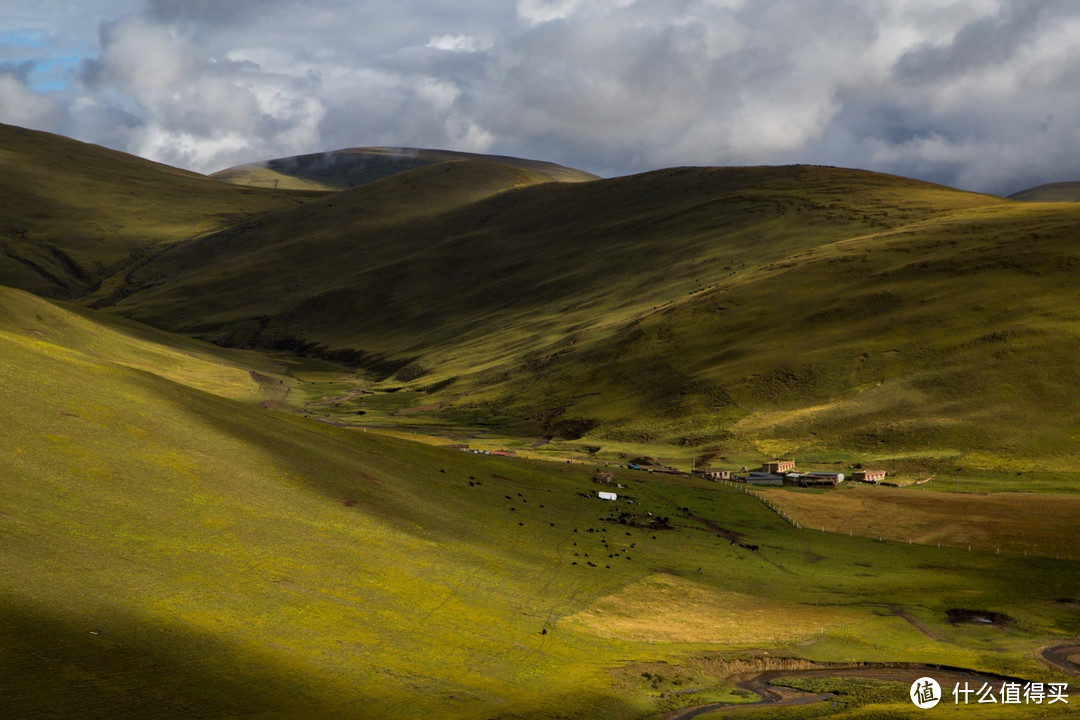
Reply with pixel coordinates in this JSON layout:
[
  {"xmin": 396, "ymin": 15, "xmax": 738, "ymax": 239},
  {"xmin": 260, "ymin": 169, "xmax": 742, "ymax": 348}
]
[
  {"xmin": 3, "ymin": 122, "xmax": 1080, "ymax": 469},
  {"xmin": 211, "ymin": 145, "xmax": 600, "ymax": 190}
]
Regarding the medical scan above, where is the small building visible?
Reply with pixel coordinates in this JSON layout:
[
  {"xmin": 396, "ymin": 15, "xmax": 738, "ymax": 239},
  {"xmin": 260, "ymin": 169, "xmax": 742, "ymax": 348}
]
[
  {"xmin": 701, "ymin": 469, "xmax": 733, "ymax": 481},
  {"xmin": 598, "ymin": 491, "xmax": 618, "ymax": 501},
  {"xmin": 762, "ymin": 459, "xmax": 796, "ymax": 474},
  {"xmin": 745, "ymin": 472, "xmax": 785, "ymax": 486},
  {"xmin": 853, "ymin": 470, "xmax": 887, "ymax": 484},
  {"xmin": 788, "ymin": 472, "xmax": 845, "ymax": 487}
]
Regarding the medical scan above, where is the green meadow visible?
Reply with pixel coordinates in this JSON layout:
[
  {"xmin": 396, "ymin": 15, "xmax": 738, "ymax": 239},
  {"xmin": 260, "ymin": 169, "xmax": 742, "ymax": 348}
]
[
  {"xmin": 2, "ymin": 286, "xmax": 1077, "ymax": 718},
  {"xmin": 2, "ymin": 123, "xmax": 1079, "ymax": 718},
  {"xmin": 86, "ymin": 149, "xmax": 1080, "ymax": 477}
]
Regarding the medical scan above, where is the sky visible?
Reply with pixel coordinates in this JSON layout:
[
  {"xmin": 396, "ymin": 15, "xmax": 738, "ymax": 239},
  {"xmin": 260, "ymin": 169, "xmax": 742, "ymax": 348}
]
[{"xmin": 1, "ymin": 0, "xmax": 1078, "ymax": 195}]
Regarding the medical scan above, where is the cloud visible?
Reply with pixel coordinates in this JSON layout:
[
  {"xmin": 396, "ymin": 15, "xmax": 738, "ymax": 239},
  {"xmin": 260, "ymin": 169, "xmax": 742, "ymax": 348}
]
[
  {"xmin": 0, "ymin": 0, "xmax": 1078, "ymax": 193},
  {"xmin": 145, "ymin": 0, "xmax": 290, "ymax": 26},
  {"xmin": 425, "ymin": 34, "xmax": 487, "ymax": 53},
  {"xmin": 0, "ymin": 64, "xmax": 64, "ymax": 129}
]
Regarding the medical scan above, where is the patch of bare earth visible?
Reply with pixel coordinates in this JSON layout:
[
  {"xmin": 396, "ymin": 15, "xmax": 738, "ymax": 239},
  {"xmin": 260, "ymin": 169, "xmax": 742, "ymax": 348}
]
[{"xmin": 759, "ymin": 485, "xmax": 1080, "ymax": 559}]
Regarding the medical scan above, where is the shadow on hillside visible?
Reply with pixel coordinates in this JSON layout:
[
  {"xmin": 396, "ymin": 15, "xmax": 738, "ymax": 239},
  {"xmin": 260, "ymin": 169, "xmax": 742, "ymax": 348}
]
[{"xmin": 0, "ymin": 594, "xmax": 340, "ymax": 719}]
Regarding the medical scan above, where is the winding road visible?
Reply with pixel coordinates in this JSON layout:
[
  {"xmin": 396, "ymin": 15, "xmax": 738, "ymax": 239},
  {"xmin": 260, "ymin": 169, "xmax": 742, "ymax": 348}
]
[
  {"xmin": 663, "ymin": 644, "xmax": 1080, "ymax": 719},
  {"xmin": 1041, "ymin": 644, "xmax": 1080, "ymax": 676}
]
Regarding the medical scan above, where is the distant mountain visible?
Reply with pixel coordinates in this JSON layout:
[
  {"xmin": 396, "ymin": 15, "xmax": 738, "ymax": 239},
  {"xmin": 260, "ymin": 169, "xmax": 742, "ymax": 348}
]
[
  {"xmin": 211, "ymin": 146, "xmax": 600, "ymax": 190},
  {"xmin": 1008, "ymin": 181, "xmax": 1080, "ymax": 202},
  {"xmin": 6, "ymin": 121, "xmax": 1080, "ymax": 467},
  {"xmin": 97, "ymin": 158, "xmax": 1080, "ymax": 467}
]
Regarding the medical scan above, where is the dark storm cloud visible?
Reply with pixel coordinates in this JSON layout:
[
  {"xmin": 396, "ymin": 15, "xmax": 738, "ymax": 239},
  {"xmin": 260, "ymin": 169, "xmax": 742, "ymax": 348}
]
[
  {"xmin": 895, "ymin": 0, "xmax": 1060, "ymax": 84},
  {"xmin": 1, "ymin": 0, "xmax": 1078, "ymax": 194},
  {"xmin": 146, "ymin": 0, "xmax": 291, "ymax": 26}
]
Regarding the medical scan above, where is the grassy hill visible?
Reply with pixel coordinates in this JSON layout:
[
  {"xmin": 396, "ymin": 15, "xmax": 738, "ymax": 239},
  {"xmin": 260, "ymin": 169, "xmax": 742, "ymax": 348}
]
[
  {"xmin": 104, "ymin": 164, "xmax": 998, "ymax": 355},
  {"xmin": 3, "ymin": 124, "xmax": 1080, "ymax": 718},
  {"xmin": 2, "ymin": 283, "xmax": 1078, "ymax": 719},
  {"xmin": 91, "ymin": 158, "xmax": 1080, "ymax": 472},
  {"xmin": 1009, "ymin": 181, "xmax": 1080, "ymax": 202},
  {"xmin": 211, "ymin": 146, "xmax": 600, "ymax": 190},
  {"xmin": 0, "ymin": 122, "xmax": 321, "ymax": 299},
  {"xmin": 7, "ymin": 119, "xmax": 1080, "ymax": 473},
  {"xmin": 466, "ymin": 197, "xmax": 1080, "ymax": 471}
]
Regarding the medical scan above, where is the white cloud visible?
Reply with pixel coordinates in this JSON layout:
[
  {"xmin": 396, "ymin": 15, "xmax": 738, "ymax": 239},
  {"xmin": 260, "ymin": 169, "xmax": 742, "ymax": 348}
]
[
  {"xmin": 516, "ymin": 0, "xmax": 583, "ymax": 26},
  {"xmin": 425, "ymin": 34, "xmax": 486, "ymax": 53},
  {"xmin": 0, "ymin": 72, "xmax": 64, "ymax": 128},
  {"xmin": 0, "ymin": 0, "xmax": 1077, "ymax": 193}
]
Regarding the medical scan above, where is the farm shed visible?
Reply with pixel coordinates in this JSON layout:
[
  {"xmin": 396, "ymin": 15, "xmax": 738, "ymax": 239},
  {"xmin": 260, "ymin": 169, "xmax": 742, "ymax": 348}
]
[
  {"xmin": 598, "ymin": 491, "xmax": 618, "ymax": 501},
  {"xmin": 745, "ymin": 473, "xmax": 785, "ymax": 486},
  {"xmin": 762, "ymin": 459, "xmax": 795, "ymax": 474},
  {"xmin": 788, "ymin": 472, "xmax": 845, "ymax": 487},
  {"xmin": 853, "ymin": 470, "xmax": 887, "ymax": 483}
]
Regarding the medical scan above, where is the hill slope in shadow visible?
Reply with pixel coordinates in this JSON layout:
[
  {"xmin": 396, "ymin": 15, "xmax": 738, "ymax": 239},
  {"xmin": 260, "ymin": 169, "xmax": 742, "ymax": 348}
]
[
  {"xmin": 0, "ymin": 123, "xmax": 320, "ymax": 299},
  {"xmin": 211, "ymin": 145, "xmax": 600, "ymax": 190},
  {"xmin": 95, "ymin": 159, "xmax": 1080, "ymax": 467}
]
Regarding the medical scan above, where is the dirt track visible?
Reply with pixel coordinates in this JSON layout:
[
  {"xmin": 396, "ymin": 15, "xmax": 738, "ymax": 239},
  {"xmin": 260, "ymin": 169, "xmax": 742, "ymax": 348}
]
[
  {"xmin": 664, "ymin": 646, "xmax": 1080, "ymax": 719},
  {"xmin": 1040, "ymin": 643, "xmax": 1080, "ymax": 676}
]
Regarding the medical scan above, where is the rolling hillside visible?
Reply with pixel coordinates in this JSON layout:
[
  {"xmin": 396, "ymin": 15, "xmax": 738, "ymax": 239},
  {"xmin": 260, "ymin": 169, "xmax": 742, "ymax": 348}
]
[
  {"xmin": 102, "ymin": 164, "xmax": 1000, "ymax": 358},
  {"xmin": 2, "ymin": 283, "xmax": 1078, "ymax": 719},
  {"xmin": 0, "ymin": 122, "xmax": 321, "ymax": 299},
  {"xmin": 3, "ymin": 124, "xmax": 1080, "ymax": 719},
  {"xmin": 1009, "ymin": 181, "xmax": 1080, "ymax": 202},
  {"xmin": 86, "ymin": 153, "xmax": 1080, "ymax": 471},
  {"xmin": 211, "ymin": 145, "xmax": 600, "ymax": 190}
]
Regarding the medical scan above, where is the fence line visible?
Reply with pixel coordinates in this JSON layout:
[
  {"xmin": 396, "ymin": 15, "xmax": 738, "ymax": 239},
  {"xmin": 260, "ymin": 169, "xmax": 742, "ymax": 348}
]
[{"xmin": 717, "ymin": 479, "xmax": 802, "ymax": 530}]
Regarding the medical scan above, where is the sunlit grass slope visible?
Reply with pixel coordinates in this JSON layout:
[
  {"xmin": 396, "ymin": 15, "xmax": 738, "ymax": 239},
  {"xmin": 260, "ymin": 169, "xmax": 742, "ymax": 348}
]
[
  {"xmin": 476, "ymin": 199, "xmax": 1080, "ymax": 469},
  {"xmin": 4, "ymin": 286, "xmax": 1079, "ymax": 719},
  {"xmin": 211, "ymin": 145, "xmax": 600, "ymax": 190},
  {"xmin": 106, "ymin": 164, "xmax": 996, "ymax": 369},
  {"xmin": 0, "ymin": 285, "xmax": 290, "ymax": 402},
  {"xmin": 0, "ymin": 123, "xmax": 321, "ymax": 298},
  {"xmin": 105, "ymin": 158, "xmax": 1080, "ymax": 469}
]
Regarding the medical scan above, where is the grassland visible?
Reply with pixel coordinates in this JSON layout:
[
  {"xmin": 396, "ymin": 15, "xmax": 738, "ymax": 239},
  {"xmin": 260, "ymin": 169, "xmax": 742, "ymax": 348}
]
[
  {"xmin": 2, "ymin": 285, "xmax": 1078, "ymax": 719},
  {"xmin": 104, "ymin": 154, "xmax": 1080, "ymax": 477},
  {"xmin": 0, "ymin": 122, "xmax": 321, "ymax": 299},
  {"xmin": 211, "ymin": 146, "xmax": 599, "ymax": 190},
  {"xmin": 9, "ymin": 121, "xmax": 1080, "ymax": 474},
  {"xmin": 754, "ymin": 483, "xmax": 1080, "ymax": 560},
  {"xmin": 3, "ymin": 124, "xmax": 1080, "ymax": 718}
]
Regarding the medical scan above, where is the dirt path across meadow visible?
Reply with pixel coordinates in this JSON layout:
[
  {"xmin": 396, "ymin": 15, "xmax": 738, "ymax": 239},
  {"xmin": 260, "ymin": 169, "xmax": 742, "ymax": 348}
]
[
  {"xmin": 1039, "ymin": 643, "xmax": 1080, "ymax": 676},
  {"xmin": 664, "ymin": 652, "xmax": 1080, "ymax": 719}
]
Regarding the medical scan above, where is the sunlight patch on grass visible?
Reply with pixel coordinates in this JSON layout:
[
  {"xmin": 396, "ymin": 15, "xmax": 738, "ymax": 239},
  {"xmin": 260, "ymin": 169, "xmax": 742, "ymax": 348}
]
[{"xmin": 562, "ymin": 573, "xmax": 860, "ymax": 644}]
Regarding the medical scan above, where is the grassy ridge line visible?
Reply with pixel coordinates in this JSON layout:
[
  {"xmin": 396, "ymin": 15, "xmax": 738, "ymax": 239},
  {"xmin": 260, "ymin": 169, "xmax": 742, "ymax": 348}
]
[
  {"xmin": 420, "ymin": 197, "xmax": 1080, "ymax": 469},
  {"xmin": 0, "ymin": 122, "xmax": 321, "ymax": 299},
  {"xmin": 211, "ymin": 145, "xmax": 601, "ymax": 190},
  {"xmin": 1009, "ymin": 181, "xmax": 1080, "ymax": 202},
  {"xmin": 99, "ymin": 159, "xmax": 561, "ymax": 341},
  {"xmin": 0, "ymin": 286, "xmax": 288, "ymax": 402},
  {"xmin": 107, "ymin": 164, "xmax": 1000, "ymax": 365}
]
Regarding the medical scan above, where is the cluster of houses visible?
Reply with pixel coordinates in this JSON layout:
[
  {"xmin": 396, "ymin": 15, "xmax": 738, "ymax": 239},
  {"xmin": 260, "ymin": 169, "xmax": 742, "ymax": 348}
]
[
  {"xmin": 697, "ymin": 459, "xmax": 887, "ymax": 488},
  {"xmin": 450, "ymin": 444, "xmax": 517, "ymax": 457}
]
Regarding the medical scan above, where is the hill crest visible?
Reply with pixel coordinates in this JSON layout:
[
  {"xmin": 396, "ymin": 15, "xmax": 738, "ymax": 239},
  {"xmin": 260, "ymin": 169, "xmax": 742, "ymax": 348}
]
[
  {"xmin": 211, "ymin": 146, "xmax": 600, "ymax": 190},
  {"xmin": 1008, "ymin": 181, "xmax": 1080, "ymax": 202}
]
